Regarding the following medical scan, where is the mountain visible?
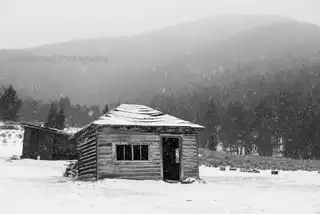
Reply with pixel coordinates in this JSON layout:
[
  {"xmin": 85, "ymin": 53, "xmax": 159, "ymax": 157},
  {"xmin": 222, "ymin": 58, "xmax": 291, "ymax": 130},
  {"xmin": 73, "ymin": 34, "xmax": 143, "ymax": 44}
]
[{"xmin": 1, "ymin": 15, "xmax": 318, "ymax": 106}]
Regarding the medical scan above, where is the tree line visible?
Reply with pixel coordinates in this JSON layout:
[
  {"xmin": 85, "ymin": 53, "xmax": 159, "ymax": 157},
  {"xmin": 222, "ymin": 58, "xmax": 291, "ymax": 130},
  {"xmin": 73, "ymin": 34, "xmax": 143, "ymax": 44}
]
[
  {"xmin": 2, "ymin": 61, "xmax": 320, "ymax": 159},
  {"xmin": 0, "ymin": 85, "xmax": 111, "ymax": 128},
  {"xmin": 150, "ymin": 63, "xmax": 320, "ymax": 159}
]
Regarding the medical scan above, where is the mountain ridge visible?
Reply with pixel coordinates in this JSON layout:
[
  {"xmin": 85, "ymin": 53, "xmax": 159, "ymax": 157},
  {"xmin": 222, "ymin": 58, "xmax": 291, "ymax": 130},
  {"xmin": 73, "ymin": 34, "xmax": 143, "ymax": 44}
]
[{"xmin": 0, "ymin": 14, "xmax": 318, "ymax": 107}]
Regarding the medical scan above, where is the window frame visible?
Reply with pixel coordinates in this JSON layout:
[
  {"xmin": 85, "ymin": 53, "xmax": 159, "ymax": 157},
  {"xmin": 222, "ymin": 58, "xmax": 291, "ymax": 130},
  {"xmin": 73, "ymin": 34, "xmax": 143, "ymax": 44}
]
[{"xmin": 113, "ymin": 142, "xmax": 151, "ymax": 162}]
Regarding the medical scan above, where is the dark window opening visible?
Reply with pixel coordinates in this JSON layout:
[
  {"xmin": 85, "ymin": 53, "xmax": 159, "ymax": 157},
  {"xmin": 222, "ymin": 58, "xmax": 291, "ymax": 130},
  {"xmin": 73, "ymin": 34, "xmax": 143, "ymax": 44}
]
[
  {"xmin": 116, "ymin": 145, "xmax": 124, "ymax": 160},
  {"xmin": 133, "ymin": 145, "xmax": 141, "ymax": 160},
  {"xmin": 116, "ymin": 144, "xmax": 149, "ymax": 161},
  {"xmin": 141, "ymin": 145, "xmax": 149, "ymax": 160},
  {"xmin": 124, "ymin": 145, "xmax": 132, "ymax": 160}
]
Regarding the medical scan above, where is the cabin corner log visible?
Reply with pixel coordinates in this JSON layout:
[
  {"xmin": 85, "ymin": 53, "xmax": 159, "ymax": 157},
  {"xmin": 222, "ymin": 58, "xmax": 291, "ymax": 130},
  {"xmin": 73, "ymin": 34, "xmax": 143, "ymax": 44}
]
[{"xmin": 76, "ymin": 127, "xmax": 98, "ymax": 181}]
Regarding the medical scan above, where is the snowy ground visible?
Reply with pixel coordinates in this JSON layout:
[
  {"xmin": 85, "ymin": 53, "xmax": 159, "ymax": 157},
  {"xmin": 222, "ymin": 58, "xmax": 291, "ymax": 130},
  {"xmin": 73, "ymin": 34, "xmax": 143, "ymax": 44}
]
[
  {"xmin": 0, "ymin": 124, "xmax": 80, "ymax": 158},
  {"xmin": 0, "ymin": 125, "xmax": 24, "ymax": 158},
  {"xmin": 0, "ymin": 161, "xmax": 319, "ymax": 213},
  {"xmin": 0, "ymin": 126, "xmax": 320, "ymax": 213}
]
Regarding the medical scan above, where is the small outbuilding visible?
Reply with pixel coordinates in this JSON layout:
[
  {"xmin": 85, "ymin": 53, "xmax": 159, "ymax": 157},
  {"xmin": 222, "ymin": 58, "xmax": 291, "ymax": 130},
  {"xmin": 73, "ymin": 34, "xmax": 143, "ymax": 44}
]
[
  {"xmin": 71, "ymin": 104, "xmax": 205, "ymax": 181},
  {"xmin": 21, "ymin": 123, "xmax": 77, "ymax": 160}
]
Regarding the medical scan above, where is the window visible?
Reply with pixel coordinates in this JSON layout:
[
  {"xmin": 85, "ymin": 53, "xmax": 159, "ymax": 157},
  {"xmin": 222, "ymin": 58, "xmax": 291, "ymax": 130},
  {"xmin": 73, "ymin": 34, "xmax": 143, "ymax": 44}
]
[{"xmin": 116, "ymin": 144, "xmax": 149, "ymax": 161}]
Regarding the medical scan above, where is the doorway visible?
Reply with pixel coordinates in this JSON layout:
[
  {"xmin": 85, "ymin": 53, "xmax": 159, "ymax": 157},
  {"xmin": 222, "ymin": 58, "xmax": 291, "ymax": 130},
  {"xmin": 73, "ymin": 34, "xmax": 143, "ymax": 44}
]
[{"xmin": 162, "ymin": 136, "xmax": 181, "ymax": 181}]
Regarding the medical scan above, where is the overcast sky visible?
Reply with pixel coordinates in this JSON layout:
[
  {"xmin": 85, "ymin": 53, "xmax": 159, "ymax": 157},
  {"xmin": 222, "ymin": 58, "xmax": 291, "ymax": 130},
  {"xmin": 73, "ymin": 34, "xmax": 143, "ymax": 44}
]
[{"xmin": 1, "ymin": 0, "xmax": 319, "ymax": 49}]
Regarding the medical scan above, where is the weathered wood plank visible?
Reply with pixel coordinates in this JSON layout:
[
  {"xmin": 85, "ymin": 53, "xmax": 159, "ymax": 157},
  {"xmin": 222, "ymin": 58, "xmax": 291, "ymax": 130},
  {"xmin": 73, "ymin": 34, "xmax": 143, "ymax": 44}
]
[
  {"xmin": 98, "ymin": 161, "xmax": 113, "ymax": 165},
  {"xmin": 98, "ymin": 154, "xmax": 112, "ymax": 160},
  {"xmin": 79, "ymin": 159, "xmax": 96, "ymax": 167},
  {"xmin": 78, "ymin": 174, "xmax": 96, "ymax": 180},
  {"xmin": 99, "ymin": 168, "xmax": 161, "ymax": 174},
  {"xmin": 78, "ymin": 137, "xmax": 96, "ymax": 147},
  {"xmin": 80, "ymin": 161, "xmax": 97, "ymax": 168},
  {"xmin": 99, "ymin": 172, "xmax": 161, "ymax": 177},
  {"xmin": 78, "ymin": 141, "xmax": 96, "ymax": 151},
  {"xmin": 80, "ymin": 164, "xmax": 97, "ymax": 172},
  {"xmin": 98, "ymin": 149, "xmax": 112, "ymax": 155},
  {"xmin": 80, "ymin": 147, "xmax": 96, "ymax": 156},
  {"xmin": 183, "ymin": 159, "xmax": 197, "ymax": 162},
  {"xmin": 99, "ymin": 174, "xmax": 161, "ymax": 180},
  {"xmin": 182, "ymin": 145, "xmax": 197, "ymax": 149},
  {"xmin": 183, "ymin": 160, "xmax": 198, "ymax": 164},
  {"xmin": 79, "ymin": 168, "xmax": 96, "ymax": 176},
  {"xmin": 78, "ymin": 134, "xmax": 96, "ymax": 146},
  {"xmin": 81, "ymin": 150, "xmax": 97, "ymax": 159},
  {"xmin": 82, "ymin": 149, "xmax": 96, "ymax": 158},
  {"xmin": 98, "ymin": 150, "xmax": 112, "ymax": 156},
  {"xmin": 184, "ymin": 165, "xmax": 198, "ymax": 170},
  {"xmin": 80, "ymin": 156, "xmax": 96, "ymax": 165},
  {"xmin": 112, "ymin": 161, "xmax": 158, "ymax": 166},
  {"xmin": 183, "ymin": 161, "xmax": 198, "ymax": 166},
  {"xmin": 99, "ymin": 164, "xmax": 160, "ymax": 170},
  {"xmin": 182, "ymin": 148, "xmax": 197, "ymax": 152},
  {"xmin": 183, "ymin": 135, "xmax": 197, "ymax": 140},
  {"xmin": 182, "ymin": 153, "xmax": 198, "ymax": 158},
  {"xmin": 98, "ymin": 142, "xmax": 112, "ymax": 146},
  {"xmin": 98, "ymin": 148, "xmax": 112, "ymax": 153},
  {"xmin": 78, "ymin": 169, "xmax": 96, "ymax": 176},
  {"xmin": 196, "ymin": 135, "xmax": 199, "ymax": 178}
]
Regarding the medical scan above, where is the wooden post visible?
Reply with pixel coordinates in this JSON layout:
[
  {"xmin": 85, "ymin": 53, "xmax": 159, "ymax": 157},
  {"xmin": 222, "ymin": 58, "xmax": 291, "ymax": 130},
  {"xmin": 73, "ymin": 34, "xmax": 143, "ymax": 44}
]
[
  {"xmin": 196, "ymin": 134, "xmax": 199, "ymax": 179},
  {"xmin": 95, "ymin": 129, "xmax": 99, "ymax": 181},
  {"xmin": 159, "ymin": 136, "xmax": 164, "ymax": 180},
  {"xmin": 180, "ymin": 135, "xmax": 184, "ymax": 181}
]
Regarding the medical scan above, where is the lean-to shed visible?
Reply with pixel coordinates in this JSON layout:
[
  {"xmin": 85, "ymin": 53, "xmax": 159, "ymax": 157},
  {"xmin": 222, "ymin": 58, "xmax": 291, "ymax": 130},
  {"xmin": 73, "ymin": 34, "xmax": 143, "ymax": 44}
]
[
  {"xmin": 21, "ymin": 123, "xmax": 77, "ymax": 160},
  {"xmin": 71, "ymin": 104, "xmax": 205, "ymax": 181}
]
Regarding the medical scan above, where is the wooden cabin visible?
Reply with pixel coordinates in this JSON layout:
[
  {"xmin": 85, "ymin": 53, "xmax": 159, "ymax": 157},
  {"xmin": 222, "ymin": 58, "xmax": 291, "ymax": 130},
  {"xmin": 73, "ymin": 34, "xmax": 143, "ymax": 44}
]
[
  {"xmin": 71, "ymin": 104, "xmax": 205, "ymax": 181},
  {"xmin": 21, "ymin": 123, "xmax": 77, "ymax": 160}
]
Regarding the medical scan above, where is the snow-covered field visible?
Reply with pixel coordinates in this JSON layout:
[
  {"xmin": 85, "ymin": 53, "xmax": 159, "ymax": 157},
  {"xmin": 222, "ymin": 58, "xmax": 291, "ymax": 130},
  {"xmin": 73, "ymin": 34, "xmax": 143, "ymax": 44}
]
[
  {"xmin": 0, "ymin": 125, "xmax": 24, "ymax": 158},
  {"xmin": 0, "ymin": 125, "xmax": 320, "ymax": 214},
  {"xmin": 1, "ymin": 161, "xmax": 320, "ymax": 214},
  {"xmin": 0, "ymin": 124, "xmax": 80, "ymax": 159}
]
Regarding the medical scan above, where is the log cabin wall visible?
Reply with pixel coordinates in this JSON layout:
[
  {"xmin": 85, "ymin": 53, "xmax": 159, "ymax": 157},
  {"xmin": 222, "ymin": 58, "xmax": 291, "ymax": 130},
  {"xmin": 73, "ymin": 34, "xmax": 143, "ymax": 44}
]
[
  {"xmin": 21, "ymin": 127, "xmax": 55, "ymax": 160},
  {"xmin": 21, "ymin": 127, "xmax": 33, "ymax": 158},
  {"xmin": 96, "ymin": 126, "xmax": 200, "ymax": 180},
  {"xmin": 77, "ymin": 127, "xmax": 98, "ymax": 181},
  {"xmin": 52, "ymin": 134, "xmax": 77, "ymax": 160},
  {"xmin": 97, "ymin": 127, "xmax": 161, "ymax": 180},
  {"xmin": 37, "ymin": 131, "xmax": 54, "ymax": 160},
  {"xmin": 72, "ymin": 104, "xmax": 205, "ymax": 181},
  {"xmin": 181, "ymin": 134, "xmax": 199, "ymax": 179},
  {"xmin": 22, "ymin": 125, "xmax": 76, "ymax": 160}
]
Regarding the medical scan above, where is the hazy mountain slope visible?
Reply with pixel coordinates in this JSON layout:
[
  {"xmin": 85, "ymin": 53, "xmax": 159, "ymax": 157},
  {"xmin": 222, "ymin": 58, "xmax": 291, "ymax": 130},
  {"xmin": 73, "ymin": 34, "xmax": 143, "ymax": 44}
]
[
  {"xmin": 154, "ymin": 21, "xmax": 320, "ymax": 91},
  {"xmin": 0, "ymin": 15, "xmax": 309, "ymax": 106}
]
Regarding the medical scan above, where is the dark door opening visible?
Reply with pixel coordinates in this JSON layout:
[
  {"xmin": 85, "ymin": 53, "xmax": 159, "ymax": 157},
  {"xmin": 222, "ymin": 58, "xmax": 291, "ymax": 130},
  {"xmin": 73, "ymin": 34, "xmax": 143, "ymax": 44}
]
[{"xmin": 162, "ymin": 137, "xmax": 181, "ymax": 181}]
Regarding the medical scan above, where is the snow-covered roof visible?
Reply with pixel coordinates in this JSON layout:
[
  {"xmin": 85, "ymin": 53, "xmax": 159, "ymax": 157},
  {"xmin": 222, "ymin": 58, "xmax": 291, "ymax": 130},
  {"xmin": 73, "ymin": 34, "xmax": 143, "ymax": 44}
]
[
  {"xmin": 73, "ymin": 104, "xmax": 204, "ymax": 137},
  {"xmin": 94, "ymin": 104, "xmax": 204, "ymax": 128},
  {"xmin": 21, "ymin": 123, "xmax": 73, "ymax": 136}
]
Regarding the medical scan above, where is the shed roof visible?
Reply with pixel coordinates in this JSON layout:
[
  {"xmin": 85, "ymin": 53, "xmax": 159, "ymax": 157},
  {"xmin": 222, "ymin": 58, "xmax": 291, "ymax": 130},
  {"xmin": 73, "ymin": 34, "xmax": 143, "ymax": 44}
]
[
  {"xmin": 21, "ymin": 123, "xmax": 72, "ymax": 136},
  {"xmin": 72, "ymin": 104, "xmax": 205, "ymax": 137}
]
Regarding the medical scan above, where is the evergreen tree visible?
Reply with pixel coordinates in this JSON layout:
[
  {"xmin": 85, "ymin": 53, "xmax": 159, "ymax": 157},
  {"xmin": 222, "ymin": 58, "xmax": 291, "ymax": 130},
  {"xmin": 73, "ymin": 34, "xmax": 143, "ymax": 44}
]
[
  {"xmin": 202, "ymin": 99, "xmax": 221, "ymax": 150},
  {"xmin": 44, "ymin": 103, "xmax": 58, "ymax": 129},
  {"xmin": 0, "ymin": 84, "xmax": 22, "ymax": 121},
  {"xmin": 44, "ymin": 103, "xmax": 66, "ymax": 130},
  {"xmin": 102, "ymin": 104, "xmax": 109, "ymax": 114},
  {"xmin": 57, "ymin": 105, "xmax": 66, "ymax": 130}
]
